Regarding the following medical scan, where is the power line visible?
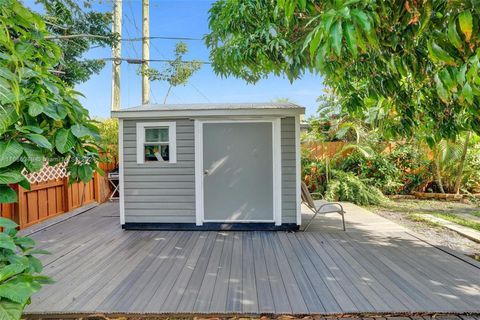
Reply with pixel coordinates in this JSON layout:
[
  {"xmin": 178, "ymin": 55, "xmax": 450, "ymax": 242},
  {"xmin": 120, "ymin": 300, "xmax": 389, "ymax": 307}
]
[
  {"xmin": 122, "ymin": 36, "xmax": 203, "ymax": 41},
  {"xmin": 100, "ymin": 57, "xmax": 212, "ymax": 65},
  {"xmin": 190, "ymin": 83, "xmax": 211, "ymax": 102}
]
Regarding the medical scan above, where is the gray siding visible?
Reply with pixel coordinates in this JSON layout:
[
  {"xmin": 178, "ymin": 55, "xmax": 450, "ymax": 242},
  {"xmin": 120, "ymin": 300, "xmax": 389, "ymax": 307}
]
[
  {"xmin": 123, "ymin": 119, "xmax": 196, "ymax": 223},
  {"xmin": 281, "ymin": 117, "xmax": 298, "ymax": 223},
  {"xmin": 123, "ymin": 117, "xmax": 299, "ymax": 224}
]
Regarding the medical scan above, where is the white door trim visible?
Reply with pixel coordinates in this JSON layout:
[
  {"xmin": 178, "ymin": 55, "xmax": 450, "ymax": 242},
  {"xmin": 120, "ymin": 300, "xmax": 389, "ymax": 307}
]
[{"xmin": 194, "ymin": 118, "xmax": 282, "ymax": 226}]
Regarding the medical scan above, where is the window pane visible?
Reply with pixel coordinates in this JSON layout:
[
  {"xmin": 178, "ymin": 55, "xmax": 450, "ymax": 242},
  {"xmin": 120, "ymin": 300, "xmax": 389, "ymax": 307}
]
[
  {"xmin": 144, "ymin": 145, "xmax": 170, "ymax": 162},
  {"xmin": 145, "ymin": 127, "xmax": 168, "ymax": 142}
]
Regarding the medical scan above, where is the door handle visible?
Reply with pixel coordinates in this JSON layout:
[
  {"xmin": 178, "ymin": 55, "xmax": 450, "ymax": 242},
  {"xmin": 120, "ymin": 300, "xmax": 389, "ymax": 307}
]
[{"xmin": 204, "ymin": 169, "xmax": 209, "ymax": 176}]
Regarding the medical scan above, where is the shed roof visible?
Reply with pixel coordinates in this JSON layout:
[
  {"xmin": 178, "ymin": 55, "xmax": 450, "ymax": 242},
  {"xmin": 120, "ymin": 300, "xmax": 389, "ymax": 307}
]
[{"xmin": 112, "ymin": 102, "xmax": 305, "ymax": 118}]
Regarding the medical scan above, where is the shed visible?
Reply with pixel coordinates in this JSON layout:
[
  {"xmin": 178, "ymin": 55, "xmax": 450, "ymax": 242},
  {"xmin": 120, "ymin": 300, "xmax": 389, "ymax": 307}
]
[{"xmin": 112, "ymin": 103, "xmax": 305, "ymax": 230}]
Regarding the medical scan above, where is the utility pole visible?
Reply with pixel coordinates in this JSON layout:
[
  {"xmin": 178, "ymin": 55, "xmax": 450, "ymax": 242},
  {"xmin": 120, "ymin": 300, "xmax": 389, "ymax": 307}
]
[
  {"xmin": 142, "ymin": 0, "xmax": 150, "ymax": 105},
  {"xmin": 111, "ymin": 0, "xmax": 122, "ymax": 111}
]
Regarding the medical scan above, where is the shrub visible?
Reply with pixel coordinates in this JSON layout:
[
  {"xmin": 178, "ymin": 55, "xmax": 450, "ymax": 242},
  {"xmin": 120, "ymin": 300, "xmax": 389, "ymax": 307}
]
[
  {"xmin": 97, "ymin": 118, "xmax": 119, "ymax": 161},
  {"xmin": 463, "ymin": 147, "xmax": 480, "ymax": 193},
  {"xmin": 302, "ymin": 152, "xmax": 328, "ymax": 196},
  {"xmin": 324, "ymin": 170, "xmax": 387, "ymax": 205},
  {"xmin": 388, "ymin": 144, "xmax": 432, "ymax": 194},
  {"xmin": 335, "ymin": 151, "xmax": 402, "ymax": 195},
  {"xmin": 0, "ymin": 218, "xmax": 52, "ymax": 319}
]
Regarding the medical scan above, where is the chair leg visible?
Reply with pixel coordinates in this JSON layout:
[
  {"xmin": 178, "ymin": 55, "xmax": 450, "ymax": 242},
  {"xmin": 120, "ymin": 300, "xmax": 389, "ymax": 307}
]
[
  {"xmin": 303, "ymin": 212, "xmax": 318, "ymax": 232},
  {"xmin": 341, "ymin": 212, "xmax": 346, "ymax": 231}
]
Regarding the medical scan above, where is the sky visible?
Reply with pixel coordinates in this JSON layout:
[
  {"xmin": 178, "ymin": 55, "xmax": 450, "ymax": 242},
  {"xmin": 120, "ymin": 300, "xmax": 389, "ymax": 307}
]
[{"xmin": 27, "ymin": 0, "xmax": 325, "ymax": 118}]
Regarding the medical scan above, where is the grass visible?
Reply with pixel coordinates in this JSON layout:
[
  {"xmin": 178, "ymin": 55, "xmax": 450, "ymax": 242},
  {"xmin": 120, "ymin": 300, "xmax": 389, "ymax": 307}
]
[
  {"xmin": 369, "ymin": 199, "xmax": 480, "ymax": 231},
  {"xmin": 407, "ymin": 213, "xmax": 442, "ymax": 228},
  {"xmin": 470, "ymin": 211, "xmax": 480, "ymax": 218},
  {"xmin": 430, "ymin": 212, "xmax": 480, "ymax": 232}
]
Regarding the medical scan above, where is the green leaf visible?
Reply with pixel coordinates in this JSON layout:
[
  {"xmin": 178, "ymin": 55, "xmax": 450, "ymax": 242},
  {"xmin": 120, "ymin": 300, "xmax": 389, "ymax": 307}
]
[
  {"xmin": 351, "ymin": 9, "xmax": 371, "ymax": 32},
  {"xmin": 27, "ymin": 256, "xmax": 43, "ymax": 273},
  {"xmin": 447, "ymin": 18, "xmax": 463, "ymax": 49},
  {"xmin": 0, "ymin": 299, "xmax": 24, "ymax": 320},
  {"xmin": 0, "ymin": 185, "xmax": 17, "ymax": 204},
  {"xmin": 32, "ymin": 275, "xmax": 54, "ymax": 285},
  {"xmin": 25, "ymin": 249, "xmax": 49, "ymax": 255},
  {"xmin": 0, "ymin": 217, "xmax": 18, "ymax": 229},
  {"xmin": 0, "ymin": 233, "xmax": 17, "ymax": 251},
  {"xmin": 0, "ymin": 264, "xmax": 25, "ymax": 282},
  {"xmin": 54, "ymin": 129, "xmax": 76, "ymax": 154},
  {"xmin": 25, "ymin": 134, "xmax": 52, "ymax": 150},
  {"xmin": 21, "ymin": 126, "xmax": 43, "ymax": 134},
  {"xmin": 27, "ymin": 102, "xmax": 43, "ymax": 117},
  {"xmin": 21, "ymin": 144, "xmax": 44, "ymax": 172},
  {"xmin": 70, "ymin": 124, "xmax": 91, "ymax": 138},
  {"xmin": 0, "ymin": 171, "xmax": 24, "ymax": 184},
  {"xmin": 309, "ymin": 29, "xmax": 321, "ymax": 58},
  {"xmin": 458, "ymin": 11, "xmax": 472, "ymax": 42},
  {"xmin": 428, "ymin": 41, "xmax": 456, "ymax": 65},
  {"xmin": 439, "ymin": 69, "xmax": 455, "ymax": 91},
  {"xmin": 0, "ymin": 107, "xmax": 19, "ymax": 136},
  {"xmin": 462, "ymin": 82, "xmax": 473, "ymax": 104},
  {"xmin": 456, "ymin": 64, "xmax": 467, "ymax": 84},
  {"xmin": 343, "ymin": 22, "xmax": 358, "ymax": 57},
  {"xmin": 435, "ymin": 74, "xmax": 449, "ymax": 103},
  {"xmin": 17, "ymin": 178, "xmax": 30, "ymax": 191},
  {"xmin": 77, "ymin": 165, "xmax": 93, "ymax": 183},
  {"xmin": 0, "ymin": 276, "xmax": 41, "ymax": 304},
  {"xmin": 330, "ymin": 20, "xmax": 343, "ymax": 56},
  {"xmin": 42, "ymin": 104, "xmax": 67, "ymax": 120},
  {"xmin": 14, "ymin": 236, "xmax": 35, "ymax": 248},
  {"xmin": 0, "ymin": 141, "xmax": 23, "ymax": 168}
]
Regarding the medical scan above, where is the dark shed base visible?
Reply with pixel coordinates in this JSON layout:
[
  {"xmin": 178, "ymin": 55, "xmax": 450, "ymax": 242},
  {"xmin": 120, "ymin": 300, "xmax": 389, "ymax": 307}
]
[{"xmin": 122, "ymin": 222, "xmax": 300, "ymax": 231}]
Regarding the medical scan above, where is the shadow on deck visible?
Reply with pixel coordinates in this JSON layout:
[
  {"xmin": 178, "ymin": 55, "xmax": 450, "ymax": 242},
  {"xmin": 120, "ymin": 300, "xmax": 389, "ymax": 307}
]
[{"xmin": 25, "ymin": 202, "xmax": 480, "ymax": 315}]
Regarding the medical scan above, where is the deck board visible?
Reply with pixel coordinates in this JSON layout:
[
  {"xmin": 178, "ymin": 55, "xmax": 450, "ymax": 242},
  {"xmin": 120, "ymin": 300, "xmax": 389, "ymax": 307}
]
[{"xmin": 25, "ymin": 202, "xmax": 480, "ymax": 315}]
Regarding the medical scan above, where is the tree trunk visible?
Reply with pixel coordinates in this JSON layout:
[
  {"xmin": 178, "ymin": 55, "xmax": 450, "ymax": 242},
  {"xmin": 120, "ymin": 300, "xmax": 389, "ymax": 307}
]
[
  {"xmin": 434, "ymin": 148, "xmax": 445, "ymax": 194},
  {"xmin": 163, "ymin": 85, "xmax": 172, "ymax": 104},
  {"xmin": 453, "ymin": 132, "xmax": 471, "ymax": 194}
]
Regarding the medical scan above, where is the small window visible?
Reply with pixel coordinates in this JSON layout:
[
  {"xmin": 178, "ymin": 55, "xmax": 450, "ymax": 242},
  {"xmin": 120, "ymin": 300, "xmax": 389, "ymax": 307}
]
[{"xmin": 136, "ymin": 122, "xmax": 176, "ymax": 164}]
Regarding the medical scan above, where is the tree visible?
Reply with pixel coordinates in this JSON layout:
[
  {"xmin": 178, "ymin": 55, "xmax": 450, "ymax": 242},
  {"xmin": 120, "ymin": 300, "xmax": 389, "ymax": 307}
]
[
  {"xmin": 36, "ymin": 0, "xmax": 114, "ymax": 86},
  {"xmin": 141, "ymin": 42, "xmax": 202, "ymax": 103},
  {"xmin": 0, "ymin": 0, "xmax": 102, "ymax": 204},
  {"xmin": 205, "ymin": 0, "xmax": 480, "ymax": 141}
]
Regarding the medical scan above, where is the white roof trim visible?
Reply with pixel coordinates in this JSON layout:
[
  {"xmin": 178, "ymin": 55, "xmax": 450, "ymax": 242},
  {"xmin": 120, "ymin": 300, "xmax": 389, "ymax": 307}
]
[{"xmin": 112, "ymin": 107, "xmax": 305, "ymax": 119}]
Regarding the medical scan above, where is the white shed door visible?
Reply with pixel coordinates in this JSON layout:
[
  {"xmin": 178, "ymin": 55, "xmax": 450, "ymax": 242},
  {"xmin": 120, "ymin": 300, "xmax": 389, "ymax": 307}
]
[{"xmin": 203, "ymin": 122, "xmax": 273, "ymax": 222}]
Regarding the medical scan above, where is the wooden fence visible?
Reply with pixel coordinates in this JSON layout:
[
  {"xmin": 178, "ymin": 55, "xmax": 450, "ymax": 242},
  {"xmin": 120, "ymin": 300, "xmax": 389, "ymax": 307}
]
[
  {"xmin": 302, "ymin": 141, "xmax": 397, "ymax": 159},
  {"xmin": 302, "ymin": 141, "xmax": 348, "ymax": 159},
  {"xmin": 0, "ymin": 160, "xmax": 116, "ymax": 229}
]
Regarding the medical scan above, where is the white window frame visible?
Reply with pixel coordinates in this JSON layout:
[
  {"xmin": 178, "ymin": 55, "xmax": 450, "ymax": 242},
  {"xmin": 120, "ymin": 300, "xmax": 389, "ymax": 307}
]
[{"xmin": 136, "ymin": 122, "xmax": 177, "ymax": 164}]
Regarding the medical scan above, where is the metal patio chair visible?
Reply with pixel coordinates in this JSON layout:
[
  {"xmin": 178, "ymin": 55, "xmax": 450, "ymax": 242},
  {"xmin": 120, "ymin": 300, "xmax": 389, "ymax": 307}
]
[{"xmin": 301, "ymin": 181, "xmax": 346, "ymax": 231}]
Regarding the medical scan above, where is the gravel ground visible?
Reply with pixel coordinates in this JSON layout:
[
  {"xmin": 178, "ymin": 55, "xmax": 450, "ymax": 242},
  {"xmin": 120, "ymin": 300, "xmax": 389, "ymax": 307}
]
[{"xmin": 367, "ymin": 199, "xmax": 480, "ymax": 257}]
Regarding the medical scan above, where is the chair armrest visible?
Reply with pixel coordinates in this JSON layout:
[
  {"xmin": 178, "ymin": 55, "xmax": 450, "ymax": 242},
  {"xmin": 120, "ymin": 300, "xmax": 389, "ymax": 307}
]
[
  {"xmin": 310, "ymin": 192, "xmax": 324, "ymax": 200},
  {"xmin": 316, "ymin": 202, "xmax": 345, "ymax": 214}
]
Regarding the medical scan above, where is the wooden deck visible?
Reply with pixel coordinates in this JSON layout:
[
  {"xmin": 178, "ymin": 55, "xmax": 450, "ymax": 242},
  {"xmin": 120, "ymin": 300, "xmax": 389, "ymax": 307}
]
[{"xmin": 25, "ymin": 202, "xmax": 480, "ymax": 315}]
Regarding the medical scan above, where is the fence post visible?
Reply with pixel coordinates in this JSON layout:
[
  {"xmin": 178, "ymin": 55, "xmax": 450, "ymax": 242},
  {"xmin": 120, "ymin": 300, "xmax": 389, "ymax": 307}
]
[
  {"xmin": 16, "ymin": 186, "xmax": 27, "ymax": 229},
  {"xmin": 93, "ymin": 171, "xmax": 102, "ymax": 203},
  {"xmin": 63, "ymin": 177, "xmax": 72, "ymax": 213}
]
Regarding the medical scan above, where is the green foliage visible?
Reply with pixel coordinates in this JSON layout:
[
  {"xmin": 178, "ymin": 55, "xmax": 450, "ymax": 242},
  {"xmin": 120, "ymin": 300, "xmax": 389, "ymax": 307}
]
[
  {"xmin": 302, "ymin": 153, "xmax": 387, "ymax": 205},
  {"xmin": 37, "ymin": 0, "xmax": 115, "ymax": 85},
  {"xmin": 0, "ymin": 218, "xmax": 52, "ymax": 320},
  {"xmin": 0, "ymin": 0, "xmax": 102, "ymax": 202},
  {"xmin": 388, "ymin": 144, "xmax": 432, "ymax": 194},
  {"xmin": 206, "ymin": 0, "xmax": 480, "ymax": 141},
  {"xmin": 97, "ymin": 118, "xmax": 119, "ymax": 160},
  {"xmin": 141, "ymin": 42, "xmax": 202, "ymax": 103},
  {"xmin": 336, "ymin": 151, "xmax": 402, "ymax": 195},
  {"xmin": 431, "ymin": 136, "xmax": 471, "ymax": 193},
  {"xmin": 324, "ymin": 170, "xmax": 387, "ymax": 205}
]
